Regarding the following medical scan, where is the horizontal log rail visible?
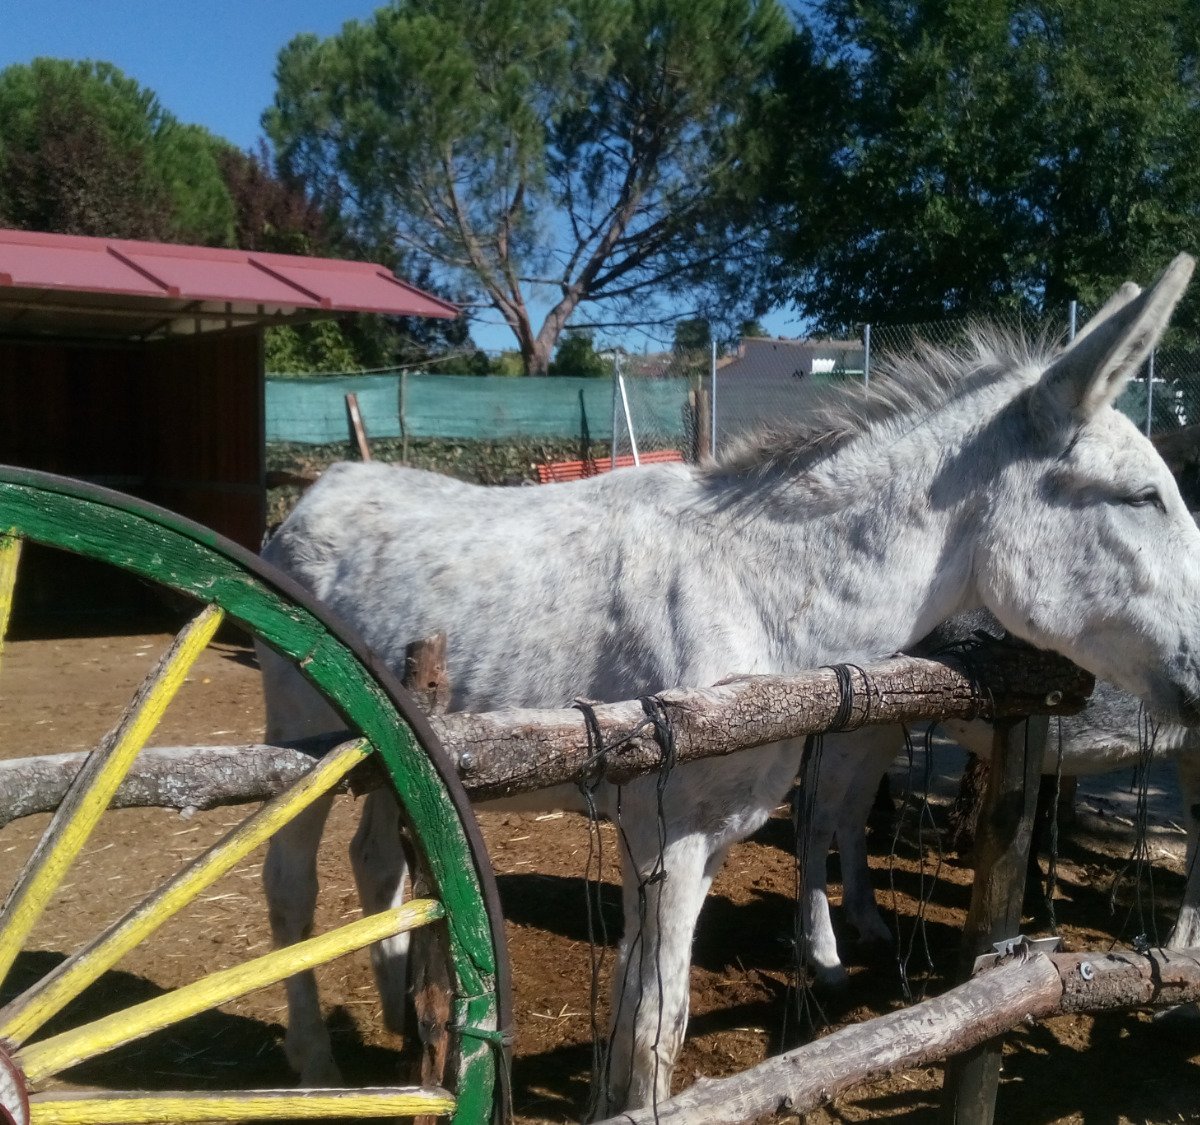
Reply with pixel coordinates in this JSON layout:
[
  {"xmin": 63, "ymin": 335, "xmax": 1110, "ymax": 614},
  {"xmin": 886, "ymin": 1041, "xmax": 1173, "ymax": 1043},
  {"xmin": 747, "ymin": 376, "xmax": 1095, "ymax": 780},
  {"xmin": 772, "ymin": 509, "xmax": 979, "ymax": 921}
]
[
  {"xmin": 0, "ymin": 641, "xmax": 1092, "ymax": 823},
  {"xmin": 589, "ymin": 946, "xmax": 1200, "ymax": 1125}
]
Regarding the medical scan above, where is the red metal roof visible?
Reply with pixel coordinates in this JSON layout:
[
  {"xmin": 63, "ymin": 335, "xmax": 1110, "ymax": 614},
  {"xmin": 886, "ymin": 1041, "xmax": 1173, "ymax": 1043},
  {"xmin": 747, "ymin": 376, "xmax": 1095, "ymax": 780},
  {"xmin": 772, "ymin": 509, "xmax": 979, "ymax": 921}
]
[{"xmin": 0, "ymin": 227, "xmax": 458, "ymax": 339}]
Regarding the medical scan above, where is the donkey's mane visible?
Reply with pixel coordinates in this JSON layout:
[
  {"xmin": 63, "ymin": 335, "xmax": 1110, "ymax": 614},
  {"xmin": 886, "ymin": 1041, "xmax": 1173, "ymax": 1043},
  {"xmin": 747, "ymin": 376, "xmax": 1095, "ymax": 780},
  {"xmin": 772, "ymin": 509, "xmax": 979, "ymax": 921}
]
[{"xmin": 707, "ymin": 325, "xmax": 1054, "ymax": 478}]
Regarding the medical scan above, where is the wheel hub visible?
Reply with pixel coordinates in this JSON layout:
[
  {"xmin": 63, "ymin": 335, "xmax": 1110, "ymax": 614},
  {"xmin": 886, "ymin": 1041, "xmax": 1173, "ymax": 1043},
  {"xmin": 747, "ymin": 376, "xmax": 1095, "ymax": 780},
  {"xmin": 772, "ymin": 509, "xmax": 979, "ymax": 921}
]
[{"xmin": 0, "ymin": 1043, "xmax": 28, "ymax": 1125}]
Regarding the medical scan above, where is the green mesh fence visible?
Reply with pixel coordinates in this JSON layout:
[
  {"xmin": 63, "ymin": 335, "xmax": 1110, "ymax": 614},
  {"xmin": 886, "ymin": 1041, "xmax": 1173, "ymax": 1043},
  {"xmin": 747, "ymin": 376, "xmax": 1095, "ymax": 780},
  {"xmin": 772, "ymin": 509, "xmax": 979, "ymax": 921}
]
[{"xmin": 266, "ymin": 372, "xmax": 693, "ymax": 444}]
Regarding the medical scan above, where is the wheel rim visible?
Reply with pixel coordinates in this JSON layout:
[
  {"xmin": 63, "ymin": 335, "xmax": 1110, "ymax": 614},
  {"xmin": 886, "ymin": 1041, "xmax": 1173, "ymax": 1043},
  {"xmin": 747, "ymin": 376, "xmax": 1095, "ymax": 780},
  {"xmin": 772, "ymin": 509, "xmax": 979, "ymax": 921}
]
[{"xmin": 0, "ymin": 465, "xmax": 510, "ymax": 1124}]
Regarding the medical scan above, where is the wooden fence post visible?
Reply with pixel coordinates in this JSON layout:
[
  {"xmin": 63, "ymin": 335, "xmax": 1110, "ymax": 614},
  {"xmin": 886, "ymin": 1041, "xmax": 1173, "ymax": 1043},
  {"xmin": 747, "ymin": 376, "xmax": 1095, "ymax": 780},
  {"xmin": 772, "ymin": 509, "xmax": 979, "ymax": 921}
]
[
  {"xmin": 401, "ymin": 633, "xmax": 455, "ymax": 1125},
  {"xmin": 690, "ymin": 385, "xmax": 712, "ymax": 462},
  {"xmin": 940, "ymin": 713, "xmax": 1050, "ymax": 1124},
  {"xmin": 345, "ymin": 393, "xmax": 372, "ymax": 462}
]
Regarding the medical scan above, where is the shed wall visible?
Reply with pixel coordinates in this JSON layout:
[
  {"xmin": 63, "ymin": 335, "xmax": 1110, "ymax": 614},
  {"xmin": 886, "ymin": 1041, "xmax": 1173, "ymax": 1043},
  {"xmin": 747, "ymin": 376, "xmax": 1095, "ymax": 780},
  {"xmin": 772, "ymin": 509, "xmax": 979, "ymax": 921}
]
[{"xmin": 0, "ymin": 333, "xmax": 264, "ymax": 550}]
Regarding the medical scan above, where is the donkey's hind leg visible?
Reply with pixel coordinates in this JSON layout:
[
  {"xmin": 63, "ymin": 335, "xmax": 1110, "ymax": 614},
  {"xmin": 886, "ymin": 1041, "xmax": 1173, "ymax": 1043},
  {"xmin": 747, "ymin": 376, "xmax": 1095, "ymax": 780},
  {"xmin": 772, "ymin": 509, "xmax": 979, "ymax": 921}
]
[
  {"xmin": 263, "ymin": 790, "xmax": 343, "ymax": 1085},
  {"xmin": 799, "ymin": 728, "xmax": 901, "ymax": 986},
  {"xmin": 836, "ymin": 731, "xmax": 901, "ymax": 949},
  {"xmin": 349, "ymin": 787, "xmax": 414, "ymax": 1034}
]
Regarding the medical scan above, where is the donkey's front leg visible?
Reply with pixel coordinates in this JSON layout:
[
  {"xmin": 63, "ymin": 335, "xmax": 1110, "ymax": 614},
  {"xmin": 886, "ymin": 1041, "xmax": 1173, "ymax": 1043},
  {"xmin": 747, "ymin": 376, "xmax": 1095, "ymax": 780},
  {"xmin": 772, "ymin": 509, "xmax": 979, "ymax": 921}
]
[
  {"xmin": 263, "ymin": 791, "xmax": 343, "ymax": 1085},
  {"xmin": 602, "ymin": 826, "xmax": 725, "ymax": 1114}
]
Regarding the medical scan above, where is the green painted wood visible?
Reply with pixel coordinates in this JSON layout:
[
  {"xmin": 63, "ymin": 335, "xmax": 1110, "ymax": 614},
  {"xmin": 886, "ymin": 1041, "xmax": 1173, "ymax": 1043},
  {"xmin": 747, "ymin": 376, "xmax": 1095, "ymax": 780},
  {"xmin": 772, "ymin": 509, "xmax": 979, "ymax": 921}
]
[{"xmin": 0, "ymin": 466, "xmax": 504, "ymax": 1123}]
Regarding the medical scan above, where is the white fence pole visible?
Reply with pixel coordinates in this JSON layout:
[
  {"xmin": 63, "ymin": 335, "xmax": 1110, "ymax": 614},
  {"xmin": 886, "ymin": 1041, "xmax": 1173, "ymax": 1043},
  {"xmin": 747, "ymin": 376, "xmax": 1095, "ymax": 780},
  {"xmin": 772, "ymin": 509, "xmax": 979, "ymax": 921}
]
[
  {"xmin": 611, "ymin": 357, "xmax": 621, "ymax": 471},
  {"xmin": 618, "ymin": 372, "xmax": 640, "ymax": 466},
  {"xmin": 1146, "ymin": 349, "xmax": 1155, "ymax": 438}
]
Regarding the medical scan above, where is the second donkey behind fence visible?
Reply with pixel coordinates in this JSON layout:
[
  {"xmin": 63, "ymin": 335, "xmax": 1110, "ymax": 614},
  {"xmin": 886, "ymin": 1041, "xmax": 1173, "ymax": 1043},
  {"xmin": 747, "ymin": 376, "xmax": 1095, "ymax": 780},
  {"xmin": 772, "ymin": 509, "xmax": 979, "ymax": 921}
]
[
  {"xmin": 797, "ymin": 609, "xmax": 1200, "ymax": 991},
  {"xmin": 259, "ymin": 256, "xmax": 1200, "ymax": 1113}
]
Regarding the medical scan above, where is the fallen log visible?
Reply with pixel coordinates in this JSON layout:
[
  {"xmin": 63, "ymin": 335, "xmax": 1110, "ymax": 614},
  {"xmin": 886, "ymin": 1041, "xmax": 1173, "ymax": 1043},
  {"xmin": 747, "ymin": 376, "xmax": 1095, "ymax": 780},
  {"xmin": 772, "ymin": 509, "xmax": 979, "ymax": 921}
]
[
  {"xmin": 590, "ymin": 947, "xmax": 1200, "ymax": 1125},
  {"xmin": 0, "ymin": 642, "xmax": 1092, "ymax": 823}
]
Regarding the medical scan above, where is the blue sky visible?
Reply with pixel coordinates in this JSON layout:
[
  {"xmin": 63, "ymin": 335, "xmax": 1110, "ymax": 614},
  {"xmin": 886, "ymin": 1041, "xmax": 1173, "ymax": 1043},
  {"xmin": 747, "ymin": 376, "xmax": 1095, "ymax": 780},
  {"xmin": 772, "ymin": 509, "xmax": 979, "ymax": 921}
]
[{"xmin": 0, "ymin": 0, "xmax": 802, "ymax": 352}]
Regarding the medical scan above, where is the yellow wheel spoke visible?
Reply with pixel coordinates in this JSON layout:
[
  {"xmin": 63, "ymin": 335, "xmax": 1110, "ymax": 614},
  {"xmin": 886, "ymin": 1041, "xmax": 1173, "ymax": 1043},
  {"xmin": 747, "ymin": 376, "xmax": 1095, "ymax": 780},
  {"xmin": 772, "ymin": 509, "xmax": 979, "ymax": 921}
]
[
  {"xmin": 0, "ymin": 604, "xmax": 224, "ymax": 986},
  {"xmin": 17, "ymin": 899, "xmax": 444, "ymax": 1084},
  {"xmin": 0, "ymin": 531, "xmax": 21, "ymax": 672},
  {"xmin": 28, "ymin": 1086, "xmax": 455, "ymax": 1123},
  {"xmin": 0, "ymin": 738, "xmax": 372, "ymax": 1047}
]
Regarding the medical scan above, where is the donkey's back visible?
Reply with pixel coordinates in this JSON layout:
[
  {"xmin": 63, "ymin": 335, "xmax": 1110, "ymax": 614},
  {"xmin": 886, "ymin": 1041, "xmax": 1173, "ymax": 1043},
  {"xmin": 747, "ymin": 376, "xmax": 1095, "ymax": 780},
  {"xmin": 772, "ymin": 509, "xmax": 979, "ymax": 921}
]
[{"xmin": 262, "ymin": 459, "xmax": 754, "ymax": 717}]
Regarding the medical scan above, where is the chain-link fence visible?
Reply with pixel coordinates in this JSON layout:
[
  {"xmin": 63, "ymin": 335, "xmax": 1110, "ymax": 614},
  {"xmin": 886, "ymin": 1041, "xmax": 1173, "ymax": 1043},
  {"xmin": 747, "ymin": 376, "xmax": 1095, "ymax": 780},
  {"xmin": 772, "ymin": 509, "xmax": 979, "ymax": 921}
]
[
  {"xmin": 704, "ymin": 305, "xmax": 1200, "ymax": 464},
  {"xmin": 712, "ymin": 337, "xmax": 866, "ymax": 453},
  {"xmin": 866, "ymin": 304, "xmax": 1200, "ymax": 439},
  {"xmin": 266, "ymin": 302, "xmax": 1200, "ymax": 509},
  {"xmin": 610, "ymin": 351, "xmax": 709, "ymax": 465}
]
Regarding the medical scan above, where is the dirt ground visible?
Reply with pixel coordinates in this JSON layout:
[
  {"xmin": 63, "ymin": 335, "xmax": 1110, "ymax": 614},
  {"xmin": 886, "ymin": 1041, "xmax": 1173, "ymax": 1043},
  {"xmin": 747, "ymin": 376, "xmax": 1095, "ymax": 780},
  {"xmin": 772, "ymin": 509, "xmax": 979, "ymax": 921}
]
[{"xmin": 1, "ymin": 626, "xmax": 1199, "ymax": 1124}]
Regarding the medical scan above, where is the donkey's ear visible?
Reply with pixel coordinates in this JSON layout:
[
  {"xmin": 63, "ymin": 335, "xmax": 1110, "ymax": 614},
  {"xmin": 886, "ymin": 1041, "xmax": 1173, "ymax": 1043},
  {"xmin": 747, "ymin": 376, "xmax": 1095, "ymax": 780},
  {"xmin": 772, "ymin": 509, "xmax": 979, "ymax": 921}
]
[
  {"xmin": 1034, "ymin": 254, "xmax": 1194, "ymax": 428},
  {"xmin": 1066, "ymin": 281, "xmax": 1141, "ymax": 348}
]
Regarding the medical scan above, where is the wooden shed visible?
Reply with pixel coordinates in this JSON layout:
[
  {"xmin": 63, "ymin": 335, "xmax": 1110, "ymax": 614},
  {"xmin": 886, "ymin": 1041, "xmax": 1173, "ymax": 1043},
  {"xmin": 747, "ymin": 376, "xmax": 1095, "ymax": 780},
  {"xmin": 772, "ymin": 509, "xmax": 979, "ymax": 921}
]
[{"xmin": 0, "ymin": 227, "xmax": 457, "ymax": 621}]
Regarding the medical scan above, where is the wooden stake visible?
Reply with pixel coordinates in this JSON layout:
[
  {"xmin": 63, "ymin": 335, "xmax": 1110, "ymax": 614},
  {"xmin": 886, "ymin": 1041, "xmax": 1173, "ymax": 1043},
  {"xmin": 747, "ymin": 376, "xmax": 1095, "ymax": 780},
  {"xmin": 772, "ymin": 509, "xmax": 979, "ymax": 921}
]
[
  {"xmin": 692, "ymin": 385, "xmax": 712, "ymax": 462},
  {"xmin": 345, "ymin": 393, "xmax": 372, "ymax": 461},
  {"xmin": 402, "ymin": 634, "xmax": 455, "ymax": 1125},
  {"xmin": 940, "ymin": 714, "xmax": 1049, "ymax": 1124}
]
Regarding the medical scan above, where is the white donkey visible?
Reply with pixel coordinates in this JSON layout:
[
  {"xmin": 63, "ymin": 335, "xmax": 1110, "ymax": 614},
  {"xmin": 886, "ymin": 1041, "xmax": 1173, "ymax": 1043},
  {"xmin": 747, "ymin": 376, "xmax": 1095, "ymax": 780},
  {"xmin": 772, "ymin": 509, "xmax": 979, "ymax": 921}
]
[
  {"xmin": 260, "ymin": 256, "xmax": 1200, "ymax": 1112},
  {"xmin": 797, "ymin": 611, "xmax": 1200, "ymax": 989}
]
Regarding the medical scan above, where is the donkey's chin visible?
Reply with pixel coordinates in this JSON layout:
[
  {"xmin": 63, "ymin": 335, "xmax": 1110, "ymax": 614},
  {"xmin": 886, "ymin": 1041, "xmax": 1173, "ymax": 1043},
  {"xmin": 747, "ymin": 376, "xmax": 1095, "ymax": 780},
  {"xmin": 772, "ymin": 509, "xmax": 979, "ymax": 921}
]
[{"xmin": 1145, "ymin": 678, "xmax": 1200, "ymax": 727}]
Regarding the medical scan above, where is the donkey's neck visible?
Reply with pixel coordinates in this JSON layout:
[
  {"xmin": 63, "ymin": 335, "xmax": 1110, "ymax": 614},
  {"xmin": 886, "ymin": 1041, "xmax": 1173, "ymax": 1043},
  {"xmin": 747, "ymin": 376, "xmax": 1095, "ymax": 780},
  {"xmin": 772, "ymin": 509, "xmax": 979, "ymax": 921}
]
[{"xmin": 701, "ymin": 399, "xmax": 1004, "ymax": 672}]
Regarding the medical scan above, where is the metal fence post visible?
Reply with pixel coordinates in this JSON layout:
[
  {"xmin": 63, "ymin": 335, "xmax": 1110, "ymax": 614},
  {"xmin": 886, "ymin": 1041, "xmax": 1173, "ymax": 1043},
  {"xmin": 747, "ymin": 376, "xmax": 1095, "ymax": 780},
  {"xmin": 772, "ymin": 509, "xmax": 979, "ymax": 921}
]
[
  {"xmin": 1146, "ymin": 349, "xmax": 1155, "ymax": 437},
  {"xmin": 710, "ymin": 339, "xmax": 718, "ymax": 457},
  {"xmin": 1068, "ymin": 299, "xmax": 1078, "ymax": 343},
  {"xmin": 863, "ymin": 323, "xmax": 871, "ymax": 388},
  {"xmin": 399, "ymin": 370, "xmax": 409, "ymax": 463},
  {"xmin": 610, "ymin": 357, "xmax": 620, "ymax": 471}
]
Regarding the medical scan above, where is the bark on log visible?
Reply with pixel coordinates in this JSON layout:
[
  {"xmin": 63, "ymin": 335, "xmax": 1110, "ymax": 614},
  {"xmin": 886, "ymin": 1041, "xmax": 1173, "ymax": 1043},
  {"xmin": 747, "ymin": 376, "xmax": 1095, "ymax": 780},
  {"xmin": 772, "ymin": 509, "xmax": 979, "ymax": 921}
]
[
  {"xmin": 0, "ymin": 738, "xmax": 360, "ymax": 828},
  {"xmin": 589, "ymin": 947, "xmax": 1200, "ymax": 1125},
  {"xmin": 0, "ymin": 644, "xmax": 1092, "ymax": 822},
  {"xmin": 442, "ymin": 645, "xmax": 1091, "ymax": 799}
]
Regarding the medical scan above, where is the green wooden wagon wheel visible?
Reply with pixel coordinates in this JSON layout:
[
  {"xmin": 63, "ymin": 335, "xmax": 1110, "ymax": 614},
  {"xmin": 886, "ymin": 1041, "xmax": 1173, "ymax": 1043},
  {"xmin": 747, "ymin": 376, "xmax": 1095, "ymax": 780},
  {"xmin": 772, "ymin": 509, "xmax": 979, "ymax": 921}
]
[{"xmin": 0, "ymin": 465, "xmax": 509, "ymax": 1125}]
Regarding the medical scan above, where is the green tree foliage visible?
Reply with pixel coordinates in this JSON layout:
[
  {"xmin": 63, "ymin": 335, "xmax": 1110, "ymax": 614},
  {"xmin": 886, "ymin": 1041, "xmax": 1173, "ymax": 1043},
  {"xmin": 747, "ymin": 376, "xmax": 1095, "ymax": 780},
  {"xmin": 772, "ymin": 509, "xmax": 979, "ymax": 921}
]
[
  {"xmin": 547, "ymin": 329, "xmax": 615, "ymax": 376},
  {"xmin": 673, "ymin": 318, "xmax": 712, "ymax": 354},
  {"xmin": 266, "ymin": 0, "xmax": 792, "ymax": 373},
  {"xmin": 0, "ymin": 59, "xmax": 234, "ymax": 244},
  {"xmin": 265, "ymin": 320, "xmax": 364, "ymax": 375},
  {"xmin": 219, "ymin": 142, "xmax": 333, "ymax": 255},
  {"xmin": 768, "ymin": 0, "xmax": 1200, "ymax": 331}
]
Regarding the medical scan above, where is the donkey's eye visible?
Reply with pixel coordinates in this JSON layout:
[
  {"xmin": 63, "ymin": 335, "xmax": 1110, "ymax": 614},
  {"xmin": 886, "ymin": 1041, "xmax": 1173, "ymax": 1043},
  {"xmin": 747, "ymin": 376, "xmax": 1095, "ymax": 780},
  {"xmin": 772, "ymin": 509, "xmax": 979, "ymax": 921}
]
[{"xmin": 1123, "ymin": 487, "xmax": 1165, "ymax": 511}]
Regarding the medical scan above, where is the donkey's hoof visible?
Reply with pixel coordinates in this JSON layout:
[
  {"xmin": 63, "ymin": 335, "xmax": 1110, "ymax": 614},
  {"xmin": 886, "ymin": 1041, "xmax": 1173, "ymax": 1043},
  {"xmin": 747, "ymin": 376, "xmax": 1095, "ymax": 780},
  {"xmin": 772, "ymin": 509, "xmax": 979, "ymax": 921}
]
[
  {"xmin": 1153, "ymin": 1002, "xmax": 1200, "ymax": 1026},
  {"xmin": 811, "ymin": 962, "xmax": 849, "ymax": 992},
  {"xmin": 853, "ymin": 918, "xmax": 894, "ymax": 951},
  {"xmin": 292, "ymin": 1052, "xmax": 345, "ymax": 1088}
]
